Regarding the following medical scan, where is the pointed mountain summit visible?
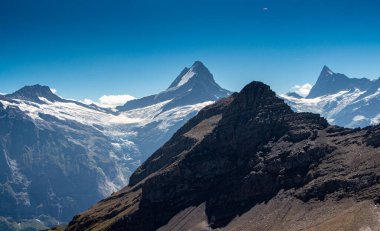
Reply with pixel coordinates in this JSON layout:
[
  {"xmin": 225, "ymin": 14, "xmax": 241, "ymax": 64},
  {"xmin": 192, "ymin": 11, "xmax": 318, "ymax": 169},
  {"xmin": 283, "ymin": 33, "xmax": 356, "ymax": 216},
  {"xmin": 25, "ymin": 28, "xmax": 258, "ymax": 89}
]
[
  {"xmin": 167, "ymin": 61, "xmax": 215, "ymax": 89},
  {"xmin": 284, "ymin": 67, "xmax": 380, "ymax": 128},
  {"xmin": 117, "ymin": 61, "xmax": 231, "ymax": 111},
  {"xmin": 307, "ymin": 65, "xmax": 372, "ymax": 98},
  {"xmin": 6, "ymin": 84, "xmax": 63, "ymax": 103},
  {"xmin": 320, "ymin": 65, "xmax": 334, "ymax": 78}
]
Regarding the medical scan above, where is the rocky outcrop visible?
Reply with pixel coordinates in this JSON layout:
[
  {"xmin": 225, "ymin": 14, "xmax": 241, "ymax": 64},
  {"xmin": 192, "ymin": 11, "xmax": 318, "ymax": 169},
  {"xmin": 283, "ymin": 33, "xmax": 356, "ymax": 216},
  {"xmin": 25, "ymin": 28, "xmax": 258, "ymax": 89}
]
[{"xmin": 67, "ymin": 81, "xmax": 380, "ymax": 231}]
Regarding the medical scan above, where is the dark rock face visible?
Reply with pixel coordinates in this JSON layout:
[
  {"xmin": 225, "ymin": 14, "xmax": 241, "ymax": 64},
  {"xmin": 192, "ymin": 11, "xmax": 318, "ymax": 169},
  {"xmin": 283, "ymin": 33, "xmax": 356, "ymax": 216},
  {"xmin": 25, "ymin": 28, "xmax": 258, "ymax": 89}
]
[
  {"xmin": 66, "ymin": 81, "xmax": 380, "ymax": 231},
  {"xmin": 117, "ymin": 61, "xmax": 231, "ymax": 112},
  {"xmin": 366, "ymin": 125, "xmax": 380, "ymax": 148},
  {"xmin": 0, "ymin": 104, "xmax": 112, "ymax": 222}
]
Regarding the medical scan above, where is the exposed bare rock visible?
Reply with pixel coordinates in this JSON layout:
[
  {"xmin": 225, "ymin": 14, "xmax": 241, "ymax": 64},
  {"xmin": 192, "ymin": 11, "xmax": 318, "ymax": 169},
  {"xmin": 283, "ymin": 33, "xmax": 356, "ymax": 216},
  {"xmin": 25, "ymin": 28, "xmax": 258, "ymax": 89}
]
[{"xmin": 67, "ymin": 81, "xmax": 380, "ymax": 231}]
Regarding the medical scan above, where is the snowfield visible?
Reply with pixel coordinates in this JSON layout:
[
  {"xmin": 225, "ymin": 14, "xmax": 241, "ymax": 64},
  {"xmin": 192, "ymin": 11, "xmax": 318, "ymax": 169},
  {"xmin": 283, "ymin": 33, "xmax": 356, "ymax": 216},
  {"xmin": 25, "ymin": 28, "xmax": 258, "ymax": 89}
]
[
  {"xmin": 0, "ymin": 96, "xmax": 213, "ymax": 195},
  {"xmin": 283, "ymin": 87, "xmax": 380, "ymax": 128}
]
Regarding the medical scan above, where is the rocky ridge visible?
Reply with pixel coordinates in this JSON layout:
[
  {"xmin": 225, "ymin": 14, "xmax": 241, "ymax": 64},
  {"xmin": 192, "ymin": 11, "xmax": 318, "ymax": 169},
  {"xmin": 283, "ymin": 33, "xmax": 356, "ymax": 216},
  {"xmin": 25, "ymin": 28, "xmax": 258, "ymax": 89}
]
[{"xmin": 66, "ymin": 81, "xmax": 380, "ymax": 231}]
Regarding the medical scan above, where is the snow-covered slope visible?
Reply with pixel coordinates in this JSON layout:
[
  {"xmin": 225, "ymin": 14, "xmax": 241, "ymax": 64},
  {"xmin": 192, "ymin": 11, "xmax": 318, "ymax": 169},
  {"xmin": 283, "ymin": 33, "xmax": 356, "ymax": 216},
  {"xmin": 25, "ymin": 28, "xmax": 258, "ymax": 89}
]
[
  {"xmin": 283, "ymin": 66, "xmax": 380, "ymax": 128},
  {"xmin": 0, "ymin": 61, "xmax": 230, "ymax": 228},
  {"xmin": 117, "ymin": 61, "xmax": 230, "ymax": 112}
]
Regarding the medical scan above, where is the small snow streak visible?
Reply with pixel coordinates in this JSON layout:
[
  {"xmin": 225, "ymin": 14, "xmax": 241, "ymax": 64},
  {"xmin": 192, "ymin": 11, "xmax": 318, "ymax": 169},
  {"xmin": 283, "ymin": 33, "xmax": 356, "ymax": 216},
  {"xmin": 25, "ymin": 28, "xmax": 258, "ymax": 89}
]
[{"xmin": 176, "ymin": 69, "xmax": 195, "ymax": 87}]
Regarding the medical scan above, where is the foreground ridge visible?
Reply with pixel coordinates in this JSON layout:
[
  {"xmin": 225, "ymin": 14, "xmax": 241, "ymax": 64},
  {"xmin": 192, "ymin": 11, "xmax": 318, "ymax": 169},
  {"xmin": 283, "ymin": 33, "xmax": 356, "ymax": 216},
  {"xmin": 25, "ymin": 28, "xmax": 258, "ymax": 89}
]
[{"xmin": 67, "ymin": 81, "xmax": 380, "ymax": 231}]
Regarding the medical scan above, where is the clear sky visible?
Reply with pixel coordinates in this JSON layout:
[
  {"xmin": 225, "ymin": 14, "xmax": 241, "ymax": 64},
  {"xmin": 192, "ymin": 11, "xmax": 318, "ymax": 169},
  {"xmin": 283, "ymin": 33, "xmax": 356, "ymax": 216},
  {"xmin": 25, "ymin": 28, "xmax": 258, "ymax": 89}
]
[{"xmin": 1, "ymin": 0, "xmax": 380, "ymax": 102}]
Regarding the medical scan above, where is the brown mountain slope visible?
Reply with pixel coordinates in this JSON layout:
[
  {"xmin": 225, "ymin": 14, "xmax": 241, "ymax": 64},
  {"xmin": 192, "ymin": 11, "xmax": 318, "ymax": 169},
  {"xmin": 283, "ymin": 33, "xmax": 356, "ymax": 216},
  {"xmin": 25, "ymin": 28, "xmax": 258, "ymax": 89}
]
[{"xmin": 66, "ymin": 81, "xmax": 380, "ymax": 231}]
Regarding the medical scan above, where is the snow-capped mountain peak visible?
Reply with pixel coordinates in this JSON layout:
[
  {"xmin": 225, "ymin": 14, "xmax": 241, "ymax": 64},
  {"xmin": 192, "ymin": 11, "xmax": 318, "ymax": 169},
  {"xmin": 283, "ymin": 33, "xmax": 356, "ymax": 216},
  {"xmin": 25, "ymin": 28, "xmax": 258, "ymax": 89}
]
[
  {"xmin": 284, "ymin": 66, "xmax": 380, "ymax": 128},
  {"xmin": 118, "ymin": 61, "xmax": 231, "ymax": 111},
  {"xmin": 320, "ymin": 65, "xmax": 334, "ymax": 77},
  {"xmin": 6, "ymin": 84, "xmax": 62, "ymax": 103},
  {"xmin": 167, "ymin": 61, "xmax": 215, "ymax": 89},
  {"xmin": 307, "ymin": 66, "xmax": 372, "ymax": 98}
]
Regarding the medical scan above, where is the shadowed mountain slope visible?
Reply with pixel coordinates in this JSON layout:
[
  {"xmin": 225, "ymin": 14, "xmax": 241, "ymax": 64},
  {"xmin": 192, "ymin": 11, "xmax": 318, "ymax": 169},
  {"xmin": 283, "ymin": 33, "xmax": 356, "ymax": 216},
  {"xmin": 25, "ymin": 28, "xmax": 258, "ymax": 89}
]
[
  {"xmin": 67, "ymin": 81, "xmax": 380, "ymax": 231},
  {"xmin": 0, "ymin": 61, "xmax": 230, "ymax": 229}
]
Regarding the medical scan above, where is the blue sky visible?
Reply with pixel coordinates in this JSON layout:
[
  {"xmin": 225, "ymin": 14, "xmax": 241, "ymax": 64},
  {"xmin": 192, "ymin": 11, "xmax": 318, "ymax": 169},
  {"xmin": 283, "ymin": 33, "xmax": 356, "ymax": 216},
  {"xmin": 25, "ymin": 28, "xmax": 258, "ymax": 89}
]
[{"xmin": 1, "ymin": 0, "xmax": 380, "ymax": 102}]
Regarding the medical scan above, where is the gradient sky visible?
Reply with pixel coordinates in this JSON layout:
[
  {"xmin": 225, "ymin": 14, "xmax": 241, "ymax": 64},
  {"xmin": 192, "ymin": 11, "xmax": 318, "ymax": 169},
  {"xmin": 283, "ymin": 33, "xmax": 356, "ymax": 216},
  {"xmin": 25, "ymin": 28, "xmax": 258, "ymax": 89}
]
[{"xmin": 1, "ymin": 0, "xmax": 380, "ymax": 102}]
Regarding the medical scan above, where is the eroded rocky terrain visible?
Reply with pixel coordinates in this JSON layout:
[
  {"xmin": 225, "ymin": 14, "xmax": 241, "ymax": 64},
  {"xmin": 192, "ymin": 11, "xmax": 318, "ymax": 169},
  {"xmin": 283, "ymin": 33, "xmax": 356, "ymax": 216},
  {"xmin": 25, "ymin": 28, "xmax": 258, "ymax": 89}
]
[{"xmin": 67, "ymin": 81, "xmax": 380, "ymax": 231}]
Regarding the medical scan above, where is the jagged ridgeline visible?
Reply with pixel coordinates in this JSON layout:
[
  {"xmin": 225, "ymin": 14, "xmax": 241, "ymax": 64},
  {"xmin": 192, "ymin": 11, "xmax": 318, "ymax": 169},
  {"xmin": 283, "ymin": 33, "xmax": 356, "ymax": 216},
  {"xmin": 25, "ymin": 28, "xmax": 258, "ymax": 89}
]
[
  {"xmin": 283, "ymin": 65, "xmax": 380, "ymax": 128},
  {"xmin": 0, "ymin": 61, "xmax": 230, "ymax": 229},
  {"xmin": 67, "ymin": 81, "xmax": 380, "ymax": 231}
]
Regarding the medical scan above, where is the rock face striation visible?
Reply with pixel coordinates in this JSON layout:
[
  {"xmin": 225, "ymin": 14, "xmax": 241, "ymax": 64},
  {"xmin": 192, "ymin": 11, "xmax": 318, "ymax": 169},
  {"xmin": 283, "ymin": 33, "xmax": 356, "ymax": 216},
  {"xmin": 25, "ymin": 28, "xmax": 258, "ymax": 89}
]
[{"xmin": 67, "ymin": 81, "xmax": 380, "ymax": 231}]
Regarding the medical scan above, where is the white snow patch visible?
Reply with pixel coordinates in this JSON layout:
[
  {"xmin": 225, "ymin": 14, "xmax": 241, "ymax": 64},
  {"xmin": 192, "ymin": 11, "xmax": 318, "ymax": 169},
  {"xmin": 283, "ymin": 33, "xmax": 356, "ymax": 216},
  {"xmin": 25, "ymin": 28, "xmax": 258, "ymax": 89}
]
[
  {"xmin": 108, "ymin": 115, "xmax": 143, "ymax": 124},
  {"xmin": 4, "ymin": 149, "xmax": 31, "ymax": 188},
  {"xmin": 3, "ymin": 147, "xmax": 31, "ymax": 206},
  {"xmin": 176, "ymin": 69, "xmax": 195, "ymax": 87},
  {"xmin": 362, "ymin": 88, "xmax": 380, "ymax": 102},
  {"xmin": 154, "ymin": 101, "xmax": 213, "ymax": 131},
  {"xmin": 327, "ymin": 89, "xmax": 364, "ymax": 117},
  {"xmin": 282, "ymin": 89, "xmax": 365, "ymax": 118},
  {"xmin": 38, "ymin": 96, "xmax": 52, "ymax": 103},
  {"xmin": 0, "ymin": 100, "xmax": 9, "ymax": 109},
  {"xmin": 98, "ymin": 174, "xmax": 119, "ymax": 196},
  {"xmin": 370, "ymin": 114, "xmax": 380, "ymax": 125}
]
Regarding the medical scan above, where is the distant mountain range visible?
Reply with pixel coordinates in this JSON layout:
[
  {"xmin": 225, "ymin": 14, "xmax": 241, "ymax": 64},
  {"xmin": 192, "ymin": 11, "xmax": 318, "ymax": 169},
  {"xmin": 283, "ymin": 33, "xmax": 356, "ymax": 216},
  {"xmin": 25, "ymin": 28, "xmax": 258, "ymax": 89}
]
[
  {"xmin": 66, "ymin": 81, "xmax": 380, "ymax": 231},
  {"xmin": 1, "ymin": 62, "xmax": 379, "ymax": 230},
  {"xmin": 0, "ymin": 61, "xmax": 231, "ymax": 230},
  {"xmin": 283, "ymin": 66, "xmax": 380, "ymax": 128}
]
